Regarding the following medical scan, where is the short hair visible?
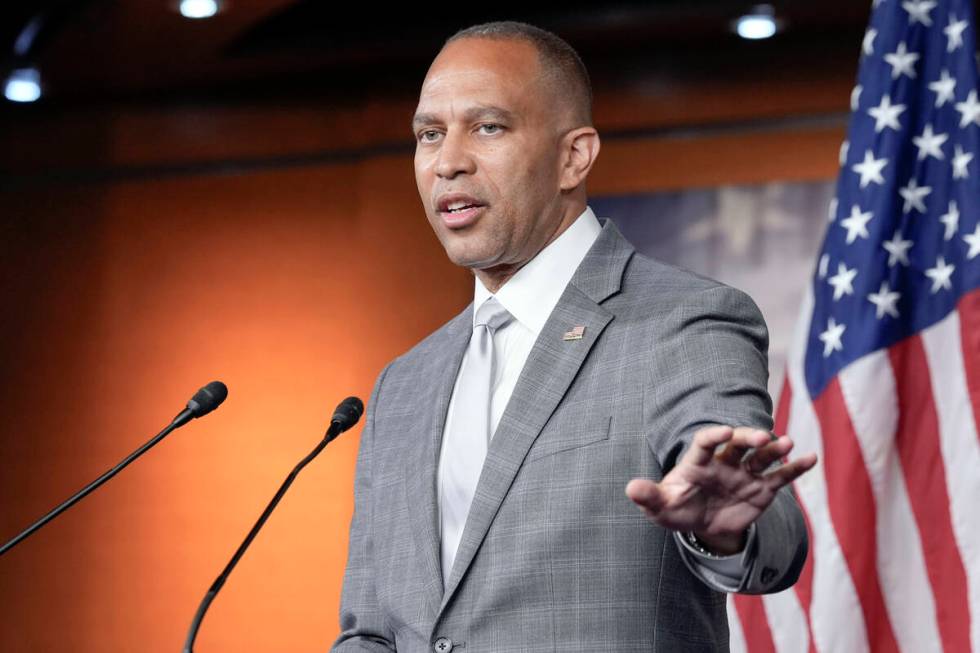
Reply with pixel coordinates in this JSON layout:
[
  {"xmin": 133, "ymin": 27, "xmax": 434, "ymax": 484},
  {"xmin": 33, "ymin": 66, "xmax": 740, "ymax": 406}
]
[{"xmin": 445, "ymin": 21, "xmax": 593, "ymax": 127}]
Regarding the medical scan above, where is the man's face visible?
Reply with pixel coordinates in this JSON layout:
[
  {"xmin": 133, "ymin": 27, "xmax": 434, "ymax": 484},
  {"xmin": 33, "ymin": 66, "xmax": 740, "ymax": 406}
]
[{"xmin": 412, "ymin": 38, "xmax": 570, "ymax": 276}]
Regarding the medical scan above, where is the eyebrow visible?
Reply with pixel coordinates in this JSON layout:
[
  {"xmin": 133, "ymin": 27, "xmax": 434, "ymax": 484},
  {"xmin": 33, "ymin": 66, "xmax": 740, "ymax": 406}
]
[{"xmin": 411, "ymin": 105, "xmax": 516, "ymax": 132}]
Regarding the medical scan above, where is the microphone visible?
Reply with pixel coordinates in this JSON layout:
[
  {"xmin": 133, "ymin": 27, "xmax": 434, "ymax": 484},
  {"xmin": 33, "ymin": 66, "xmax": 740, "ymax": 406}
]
[
  {"xmin": 0, "ymin": 381, "xmax": 228, "ymax": 557},
  {"xmin": 182, "ymin": 395, "xmax": 364, "ymax": 653},
  {"xmin": 173, "ymin": 381, "xmax": 229, "ymax": 427},
  {"xmin": 330, "ymin": 396, "xmax": 364, "ymax": 435}
]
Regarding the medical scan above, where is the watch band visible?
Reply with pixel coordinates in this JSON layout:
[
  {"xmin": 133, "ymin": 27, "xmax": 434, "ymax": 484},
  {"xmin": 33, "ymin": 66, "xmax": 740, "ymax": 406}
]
[{"xmin": 683, "ymin": 530, "xmax": 739, "ymax": 559}]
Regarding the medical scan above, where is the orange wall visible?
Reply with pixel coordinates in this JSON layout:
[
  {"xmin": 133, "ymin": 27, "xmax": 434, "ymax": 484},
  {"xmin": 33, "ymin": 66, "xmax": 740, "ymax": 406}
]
[{"xmin": 0, "ymin": 73, "xmax": 847, "ymax": 651}]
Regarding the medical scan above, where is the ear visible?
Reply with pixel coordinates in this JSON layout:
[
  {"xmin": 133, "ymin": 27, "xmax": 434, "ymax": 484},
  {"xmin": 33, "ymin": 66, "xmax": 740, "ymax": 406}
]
[{"xmin": 559, "ymin": 127, "xmax": 601, "ymax": 191}]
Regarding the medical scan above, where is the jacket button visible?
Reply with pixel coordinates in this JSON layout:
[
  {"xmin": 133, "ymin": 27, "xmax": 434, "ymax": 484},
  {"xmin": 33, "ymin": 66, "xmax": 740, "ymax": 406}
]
[
  {"xmin": 761, "ymin": 566, "xmax": 778, "ymax": 584},
  {"xmin": 433, "ymin": 636, "xmax": 453, "ymax": 652}
]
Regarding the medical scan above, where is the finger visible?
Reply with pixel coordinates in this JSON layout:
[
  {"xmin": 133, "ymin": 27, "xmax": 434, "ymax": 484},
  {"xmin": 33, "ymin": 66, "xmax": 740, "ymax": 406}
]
[
  {"xmin": 763, "ymin": 453, "xmax": 818, "ymax": 486},
  {"xmin": 716, "ymin": 427, "xmax": 774, "ymax": 467},
  {"xmin": 625, "ymin": 478, "xmax": 667, "ymax": 514},
  {"xmin": 684, "ymin": 425, "xmax": 734, "ymax": 466},
  {"xmin": 743, "ymin": 435, "xmax": 794, "ymax": 473},
  {"xmin": 731, "ymin": 426, "xmax": 778, "ymax": 449}
]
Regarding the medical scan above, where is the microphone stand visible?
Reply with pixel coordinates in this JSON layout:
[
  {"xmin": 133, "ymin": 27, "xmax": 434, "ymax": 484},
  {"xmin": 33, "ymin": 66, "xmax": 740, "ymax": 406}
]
[
  {"xmin": 182, "ymin": 416, "xmax": 351, "ymax": 653},
  {"xmin": 0, "ymin": 405, "xmax": 207, "ymax": 557}
]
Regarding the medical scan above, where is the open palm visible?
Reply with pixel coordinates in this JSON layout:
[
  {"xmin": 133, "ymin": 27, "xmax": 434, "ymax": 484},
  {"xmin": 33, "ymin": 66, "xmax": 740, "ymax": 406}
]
[{"xmin": 625, "ymin": 425, "xmax": 817, "ymax": 553}]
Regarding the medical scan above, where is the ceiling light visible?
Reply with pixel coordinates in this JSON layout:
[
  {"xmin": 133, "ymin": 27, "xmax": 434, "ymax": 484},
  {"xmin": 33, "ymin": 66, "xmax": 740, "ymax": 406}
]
[
  {"xmin": 179, "ymin": 0, "xmax": 220, "ymax": 19},
  {"xmin": 4, "ymin": 67, "xmax": 41, "ymax": 103},
  {"xmin": 734, "ymin": 5, "xmax": 780, "ymax": 40}
]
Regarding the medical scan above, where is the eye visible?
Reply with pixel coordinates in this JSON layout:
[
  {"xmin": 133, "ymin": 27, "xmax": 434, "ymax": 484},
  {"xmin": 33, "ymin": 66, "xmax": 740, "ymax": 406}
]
[
  {"xmin": 417, "ymin": 130, "xmax": 442, "ymax": 143},
  {"xmin": 478, "ymin": 123, "xmax": 503, "ymax": 135}
]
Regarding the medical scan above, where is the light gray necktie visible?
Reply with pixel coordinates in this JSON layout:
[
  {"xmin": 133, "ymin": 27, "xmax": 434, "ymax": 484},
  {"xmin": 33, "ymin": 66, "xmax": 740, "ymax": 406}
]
[{"xmin": 439, "ymin": 296, "xmax": 513, "ymax": 587}]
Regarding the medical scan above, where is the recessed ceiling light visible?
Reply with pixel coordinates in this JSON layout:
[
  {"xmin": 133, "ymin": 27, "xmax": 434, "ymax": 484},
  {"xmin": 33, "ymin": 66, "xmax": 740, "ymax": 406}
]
[
  {"xmin": 734, "ymin": 5, "xmax": 780, "ymax": 40},
  {"xmin": 179, "ymin": 0, "xmax": 220, "ymax": 20},
  {"xmin": 4, "ymin": 67, "xmax": 41, "ymax": 103}
]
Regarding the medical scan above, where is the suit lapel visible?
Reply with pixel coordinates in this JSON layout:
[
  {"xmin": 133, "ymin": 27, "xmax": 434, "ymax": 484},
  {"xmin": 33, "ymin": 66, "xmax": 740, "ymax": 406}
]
[
  {"xmin": 403, "ymin": 306, "xmax": 472, "ymax": 619},
  {"xmin": 439, "ymin": 218, "xmax": 636, "ymax": 611}
]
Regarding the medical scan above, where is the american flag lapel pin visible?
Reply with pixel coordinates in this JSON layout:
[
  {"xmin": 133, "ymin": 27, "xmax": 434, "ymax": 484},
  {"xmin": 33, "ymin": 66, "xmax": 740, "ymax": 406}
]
[{"xmin": 562, "ymin": 325, "xmax": 586, "ymax": 341}]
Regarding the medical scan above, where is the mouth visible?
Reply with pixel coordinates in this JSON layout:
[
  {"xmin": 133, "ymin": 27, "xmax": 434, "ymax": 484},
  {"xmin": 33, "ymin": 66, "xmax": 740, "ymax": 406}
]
[{"xmin": 436, "ymin": 194, "xmax": 487, "ymax": 229}]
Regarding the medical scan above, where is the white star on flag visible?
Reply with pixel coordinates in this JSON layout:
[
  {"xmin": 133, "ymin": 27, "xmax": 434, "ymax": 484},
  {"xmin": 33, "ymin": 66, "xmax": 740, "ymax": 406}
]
[
  {"xmin": 839, "ymin": 140, "xmax": 850, "ymax": 165},
  {"xmin": 902, "ymin": 0, "xmax": 937, "ymax": 26},
  {"xmin": 952, "ymin": 144, "xmax": 974, "ymax": 178},
  {"xmin": 944, "ymin": 14, "xmax": 968, "ymax": 51},
  {"xmin": 955, "ymin": 90, "xmax": 980, "ymax": 128},
  {"xmin": 867, "ymin": 281, "xmax": 901, "ymax": 318},
  {"xmin": 828, "ymin": 197, "xmax": 839, "ymax": 222},
  {"xmin": 818, "ymin": 317, "xmax": 846, "ymax": 357},
  {"xmin": 964, "ymin": 225, "xmax": 980, "ymax": 260},
  {"xmin": 851, "ymin": 85, "xmax": 863, "ymax": 111},
  {"xmin": 885, "ymin": 41, "xmax": 920, "ymax": 78},
  {"xmin": 912, "ymin": 123, "xmax": 948, "ymax": 159},
  {"xmin": 818, "ymin": 253, "xmax": 830, "ymax": 279},
  {"xmin": 852, "ymin": 149, "xmax": 888, "ymax": 187},
  {"xmin": 882, "ymin": 230, "xmax": 913, "ymax": 267},
  {"xmin": 925, "ymin": 255, "xmax": 955, "ymax": 292},
  {"xmin": 928, "ymin": 69, "xmax": 957, "ymax": 107},
  {"xmin": 899, "ymin": 177, "xmax": 931, "ymax": 213},
  {"xmin": 829, "ymin": 262, "xmax": 858, "ymax": 300},
  {"xmin": 863, "ymin": 28, "xmax": 878, "ymax": 56},
  {"xmin": 939, "ymin": 200, "xmax": 960, "ymax": 240},
  {"xmin": 868, "ymin": 94, "xmax": 907, "ymax": 132},
  {"xmin": 841, "ymin": 205, "xmax": 874, "ymax": 243}
]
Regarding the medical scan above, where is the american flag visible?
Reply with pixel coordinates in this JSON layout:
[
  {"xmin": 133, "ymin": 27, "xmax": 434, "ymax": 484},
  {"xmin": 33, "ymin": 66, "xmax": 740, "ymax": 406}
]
[{"xmin": 729, "ymin": 1, "xmax": 980, "ymax": 651}]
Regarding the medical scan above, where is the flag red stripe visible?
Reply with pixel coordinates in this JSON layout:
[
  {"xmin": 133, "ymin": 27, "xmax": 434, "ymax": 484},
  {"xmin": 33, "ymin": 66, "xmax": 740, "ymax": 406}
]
[
  {"xmin": 888, "ymin": 336, "xmax": 972, "ymax": 653},
  {"xmin": 774, "ymin": 376, "xmax": 792, "ymax": 435},
  {"xmin": 957, "ymin": 289, "xmax": 980, "ymax": 445},
  {"xmin": 812, "ymin": 378, "xmax": 900, "ymax": 653},
  {"xmin": 733, "ymin": 595, "xmax": 777, "ymax": 653},
  {"xmin": 793, "ymin": 504, "xmax": 818, "ymax": 653},
  {"xmin": 731, "ymin": 377, "xmax": 791, "ymax": 653},
  {"xmin": 775, "ymin": 378, "xmax": 818, "ymax": 653}
]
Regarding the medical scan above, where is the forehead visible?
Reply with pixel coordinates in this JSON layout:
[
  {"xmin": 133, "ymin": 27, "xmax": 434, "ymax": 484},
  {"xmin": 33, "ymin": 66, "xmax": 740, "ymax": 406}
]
[{"xmin": 415, "ymin": 38, "xmax": 546, "ymax": 117}]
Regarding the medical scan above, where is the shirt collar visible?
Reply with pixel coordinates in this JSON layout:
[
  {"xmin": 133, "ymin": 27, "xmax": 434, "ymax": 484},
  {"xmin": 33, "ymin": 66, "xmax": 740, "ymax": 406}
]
[{"xmin": 473, "ymin": 205, "xmax": 602, "ymax": 335}]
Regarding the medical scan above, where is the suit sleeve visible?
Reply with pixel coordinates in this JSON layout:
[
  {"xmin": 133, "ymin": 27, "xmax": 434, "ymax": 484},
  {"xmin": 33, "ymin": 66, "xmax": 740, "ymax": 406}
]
[
  {"xmin": 332, "ymin": 363, "xmax": 397, "ymax": 651},
  {"xmin": 645, "ymin": 283, "xmax": 808, "ymax": 595}
]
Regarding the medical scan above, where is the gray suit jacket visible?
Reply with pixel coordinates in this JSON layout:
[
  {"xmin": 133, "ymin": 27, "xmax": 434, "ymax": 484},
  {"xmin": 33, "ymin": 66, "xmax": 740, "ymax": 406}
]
[{"xmin": 333, "ymin": 219, "xmax": 808, "ymax": 652}]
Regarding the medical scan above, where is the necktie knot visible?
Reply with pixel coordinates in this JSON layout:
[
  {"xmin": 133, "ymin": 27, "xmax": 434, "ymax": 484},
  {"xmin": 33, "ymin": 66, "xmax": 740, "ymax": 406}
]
[{"xmin": 474, "ymin": 297, "xmax": 513, "ymax": 333}]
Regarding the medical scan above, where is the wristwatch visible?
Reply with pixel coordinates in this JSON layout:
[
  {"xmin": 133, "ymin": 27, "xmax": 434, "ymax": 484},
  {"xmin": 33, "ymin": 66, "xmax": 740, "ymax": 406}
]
[{"xmin": 682, "ymin": 530, "xmax": 745, "ymax": 558}]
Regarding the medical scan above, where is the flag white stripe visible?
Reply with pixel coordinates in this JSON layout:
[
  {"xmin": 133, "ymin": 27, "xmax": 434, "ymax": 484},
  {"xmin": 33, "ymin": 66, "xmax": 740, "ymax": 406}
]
[
  {"xmin": 921, "ymin": 311, "xmax": 980, "ymax": 652},
  {"xmin": 783, "ymin": 290, "xmax": 869, "ymax": 653},
  {"xmin": 838, "ymin": 353, "xmax": 942, "ymax": 653},
  {"xmin": 764, "ymin": 589, "xmax": 810, "ymax": 653},
  {"xmin": 727, "ymin": 595, "xmax": 748, "ymax": 653}
]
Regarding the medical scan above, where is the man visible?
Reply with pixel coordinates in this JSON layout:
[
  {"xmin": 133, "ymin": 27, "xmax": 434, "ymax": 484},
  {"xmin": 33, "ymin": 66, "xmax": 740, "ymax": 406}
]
[{"xmin": 333, "ymin": 21, "xmax": 816, "ymax": 652}]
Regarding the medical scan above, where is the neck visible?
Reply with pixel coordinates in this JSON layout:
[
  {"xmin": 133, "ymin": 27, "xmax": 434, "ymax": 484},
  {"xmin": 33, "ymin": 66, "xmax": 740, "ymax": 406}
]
[
  {"xmin": 474, "ymin": 266, "xmax": 518, "ymax": 295},
  {"xmin": 474, "ymin": 199, "xmax": 587, "ymax": 293}
]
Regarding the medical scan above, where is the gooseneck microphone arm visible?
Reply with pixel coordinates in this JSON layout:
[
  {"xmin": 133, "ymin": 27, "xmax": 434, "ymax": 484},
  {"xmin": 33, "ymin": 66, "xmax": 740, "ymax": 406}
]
[
  {"xmin": 182, "ymin": 396, "xmax": 364, "ymax": 653},
  {"xmin": 0, "ymin": 381, "xmax": 228, "ymax": 558}
]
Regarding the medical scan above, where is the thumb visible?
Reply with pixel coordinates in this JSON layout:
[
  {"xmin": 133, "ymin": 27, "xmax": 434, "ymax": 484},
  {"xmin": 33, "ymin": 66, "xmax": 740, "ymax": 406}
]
[{"xmin": 625, "ymin": 479, "xmax": 666, "ymax": 513}]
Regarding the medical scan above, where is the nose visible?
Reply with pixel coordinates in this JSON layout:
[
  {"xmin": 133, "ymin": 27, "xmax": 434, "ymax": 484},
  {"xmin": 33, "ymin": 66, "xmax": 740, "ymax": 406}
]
[{"xmin": 434, "ymin": 129, "xmax": 475, "ymax": 179}]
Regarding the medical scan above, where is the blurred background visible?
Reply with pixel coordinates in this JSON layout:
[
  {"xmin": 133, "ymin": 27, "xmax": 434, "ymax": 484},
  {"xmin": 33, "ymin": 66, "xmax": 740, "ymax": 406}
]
[{"xmin": 0, "ymin": 1, "xmax": 937, "ymax": 650}]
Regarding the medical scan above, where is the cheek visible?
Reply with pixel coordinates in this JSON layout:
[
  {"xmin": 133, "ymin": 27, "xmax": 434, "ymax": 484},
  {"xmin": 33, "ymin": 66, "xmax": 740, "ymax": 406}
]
[
  {"xmin": 481, "ymin": 146, "xmax": 535, "ymax": 202},
  {"xmin": 414, "ymin": 158, "xmax": 429, "ymax": 194}
]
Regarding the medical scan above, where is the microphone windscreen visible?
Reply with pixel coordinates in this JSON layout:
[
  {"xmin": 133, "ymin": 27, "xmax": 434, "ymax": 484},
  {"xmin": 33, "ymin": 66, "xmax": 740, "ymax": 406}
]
[
  {"xmin": 331, "ymin": 396, "xmax": 364, "ymax": 431},
  {"xmin": 187, "ymin": 381, "xmax": 228, "ymax": 418}
]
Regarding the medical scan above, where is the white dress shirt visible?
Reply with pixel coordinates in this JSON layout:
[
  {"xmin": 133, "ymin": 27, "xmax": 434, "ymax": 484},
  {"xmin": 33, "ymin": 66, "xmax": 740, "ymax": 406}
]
[{"xmin": 436, "ymin": 205, "xmax": 751, "ymax": 589}]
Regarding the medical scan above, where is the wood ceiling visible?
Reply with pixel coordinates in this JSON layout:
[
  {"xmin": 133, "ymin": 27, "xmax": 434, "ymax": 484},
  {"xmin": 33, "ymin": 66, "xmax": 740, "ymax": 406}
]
[{"xmin": 0, "ymin": 0, "xmax": 887, "ymax": 108}]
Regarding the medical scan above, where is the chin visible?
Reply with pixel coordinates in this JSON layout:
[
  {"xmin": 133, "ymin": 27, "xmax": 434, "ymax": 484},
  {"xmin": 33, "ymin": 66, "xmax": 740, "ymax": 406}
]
[
  {"xmin": 444, "ymin": 250, "xmax": 485, "ymax": 270},
  {"xmin": 442, "ymin": 243, "xmax": 498, "ymax": 271}
]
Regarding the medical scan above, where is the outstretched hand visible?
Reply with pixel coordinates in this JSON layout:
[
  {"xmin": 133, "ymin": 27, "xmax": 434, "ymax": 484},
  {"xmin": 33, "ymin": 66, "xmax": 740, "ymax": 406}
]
[{"xmin": 625, "ymin": 425, "xmax": 817, "ymax": 554}]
